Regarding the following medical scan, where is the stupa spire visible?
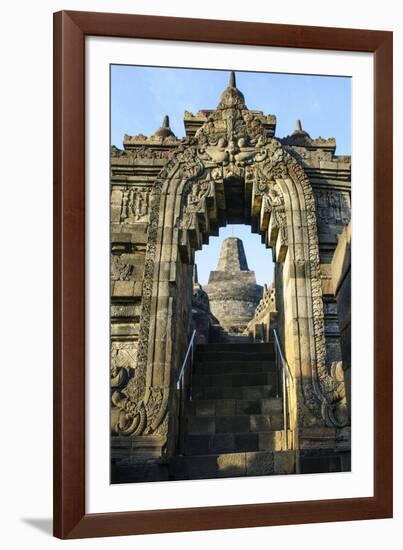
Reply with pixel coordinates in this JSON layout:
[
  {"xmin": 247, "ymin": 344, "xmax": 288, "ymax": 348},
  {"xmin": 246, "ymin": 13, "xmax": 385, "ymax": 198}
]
[
  {"xmin": 152, "ymin": 114, "xmax": 176, "ymax": 138},
  {"xmin": 204, "ymin": 237, "xmax": 263, "ymax": 336},
  {"xmin": 229, "ymin": 70, "xmax": 236, "ymax": 88},
  {"xmin": 216, "ymin": 72, "xmax": 246, "ymax": 110},
  {"xmin": 193, "ymin": 264, "xmax": 199, "ymax": 285},
  {"xmin": 216, "ymin": 237, "xmax": 249, "ymax": 272},
  {"xmin": 292, "ymin": 118, "xmax": 310, "ymax": 138}
]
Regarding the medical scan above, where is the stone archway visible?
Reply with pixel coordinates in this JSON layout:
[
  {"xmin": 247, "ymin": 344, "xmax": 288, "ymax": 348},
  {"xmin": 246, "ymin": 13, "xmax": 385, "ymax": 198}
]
[{"xmin": 110, "ymin": 73, "xmax": 349, "ymax": 468}]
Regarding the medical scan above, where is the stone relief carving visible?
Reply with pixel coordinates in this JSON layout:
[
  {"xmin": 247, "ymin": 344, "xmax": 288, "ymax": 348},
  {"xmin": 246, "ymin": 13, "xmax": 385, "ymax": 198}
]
[
  {"xmin": 259, "ymin": 185, "xmax": 288, "ymax": 245},
  {"xmin": 273, "ymin": 206, "xmax": 288, "ymax": 244},
  {"xmin": 241, "ymin": 143, "xmax": 343, "ymax": 424},
  {"xmin": 111, "ymin": 74, "xmax": 348, "ymax": 437},
  {"xmin": 181, "ymin": 177, "xmax": 213, "ymax": 221},
  {"xmin": 171, "ymin": 138, "xmax": 349, "ymax": 429},
  {"xmin": 124, "ymin": 133, "xmax": 178, "ymax": 145},
  {"xmin": 111, "ymin": 254, "xmax": 134, "ymax": 281},
  {"xmin": 195, "ymin": 73, "xmax": 272, "ymax": 150},
  {"xmin": 111, "ymin": 343, "xmax": 139, "ymax": 435},
  {"xmin": 120, "ymin": 188, "xmax": 150, "ymax": 224},
  {"xmin": 253, "ymin": 283, "xmax": 276, "ymax": 319},
  {"xmin": 315, "ymin": 189, "xmax": 351, "ymax": 225},
  {"xmin": 110, "ymin": 352, "xmax": 130, "ymax": 391},
  {"xmin": 111, "ymin": 145, "xmax": 125, "ymax": 157},
  {"xmin": 111, "ymin": 145, "xmax": 207, "ymax": 437},
  {"xmin": 130, "ymin": 146, "xmax": 174, "ymax": 161},
  {"xmin": 111, "ymin": 144, "xmax": 174, "ymax": 161},
  {"xmin": 323, "ymin": 361, "xmax": 348, "ymax": 427},
  {"xmin": 287, "ymin": 159, "xmax": 348, "ymax": 427}
]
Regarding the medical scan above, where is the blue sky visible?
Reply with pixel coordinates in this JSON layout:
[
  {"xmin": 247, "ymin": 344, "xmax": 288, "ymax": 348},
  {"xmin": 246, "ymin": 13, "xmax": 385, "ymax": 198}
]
[{"xmin": 111, "ymin": 65, "xmax": 351, "ymax": 286}]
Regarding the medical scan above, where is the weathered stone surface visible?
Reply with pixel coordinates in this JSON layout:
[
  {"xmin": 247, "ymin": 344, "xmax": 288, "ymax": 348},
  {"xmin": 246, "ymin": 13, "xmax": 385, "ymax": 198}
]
[
  {"xmin": 246, "ymin": 451, "xmax": 274, "ymax": 476},
  {"xmin": 330, "ymin": 224, "xmax": 351, "ymax": 421},
  {"xmin": 273, "ymin": 450, "xmax": 296, "ymax": 474},
  {"xmin": 109, "ymin": 71, "xmax": 351, "ymax": 483},
  {"xmin": 217, "ymin": 453, "xmax": 247, "ymax": 477},
  {"xmin": 247, "ymin": 283, "xmax": 277, "ymax": 342},
  {"xmin": 258, "ymin": 431, "xmax": 284, "ymax": 451},
  {"xmin": 204, "ymin": 237, "xmax": 263, "ymax": 336}
]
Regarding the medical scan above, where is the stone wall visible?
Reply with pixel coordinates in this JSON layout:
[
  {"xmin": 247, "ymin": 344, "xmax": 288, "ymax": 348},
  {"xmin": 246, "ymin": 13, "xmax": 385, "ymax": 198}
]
[
  {"xmin": 109, "ymin": 75, "xmax": 352, "ymax": 481},
  {"xmin": 331, "ymin": 223, "xmax": 351, "ymax": 420},
  {"xmin": 246, "ymin": 283, "xmax": 277, "ymax": 342}
]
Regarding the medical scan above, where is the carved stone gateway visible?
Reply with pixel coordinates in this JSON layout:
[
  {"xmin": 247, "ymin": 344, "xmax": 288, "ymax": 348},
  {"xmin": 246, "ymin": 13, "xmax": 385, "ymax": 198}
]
[{"xmin": 110, "ymin": 72, "xmax": 351, "ymax": 482}]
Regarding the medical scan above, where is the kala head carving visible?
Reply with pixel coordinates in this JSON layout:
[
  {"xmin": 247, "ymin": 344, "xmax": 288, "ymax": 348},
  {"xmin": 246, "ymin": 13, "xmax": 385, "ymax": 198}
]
[{"xmin": 195, "ymin": 71, "xmax": 274, "ymax": 146}]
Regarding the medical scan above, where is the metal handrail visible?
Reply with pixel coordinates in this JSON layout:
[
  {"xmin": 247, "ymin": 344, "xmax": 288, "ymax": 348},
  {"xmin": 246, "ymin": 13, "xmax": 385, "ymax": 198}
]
[
  {"xmin": 272, "ymin": 328, "xmax": 293, "ymax": 450},
  {"xmin": 176, "ymin": 329, "xmax": 197, "ymax": 390},
  {"xmin": 176, "ymin": 329, "xmax": 197, "ymax": 455},
  {"xmin": 272, "ymin": 328, "xmax": 294, "ymax": 383}
]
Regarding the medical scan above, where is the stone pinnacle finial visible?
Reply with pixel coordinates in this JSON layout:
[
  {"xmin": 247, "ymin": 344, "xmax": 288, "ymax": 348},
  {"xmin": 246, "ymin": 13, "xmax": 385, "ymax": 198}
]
[
  {"xmin": 292, "ymin": 119, "xmax": 310, "ymax": 139},
  {"xmin": 229, "ymin": 71, "xmax": 236, "ymax": 88},
  {"xmin": 216, "ymin": 237, "xmax": 249, "ymax": 272},
  {"xmin": 152, "ymin": 114, "xmax": 176, "ymax": 139},
  {"xmin": 193, "ymin": 264, "xmax": 199, "ymax": 285},
  {"xmin": 216, "ymin": 71, "xmax": 246, "ymax": 109}
]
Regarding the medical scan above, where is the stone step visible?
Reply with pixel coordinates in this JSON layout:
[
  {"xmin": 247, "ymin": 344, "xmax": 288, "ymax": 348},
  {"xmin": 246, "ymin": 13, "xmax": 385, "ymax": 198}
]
[
  {"xmin": 194, "ymin": 360, "xmax": 276, "ymax": 375},
  {"xmin": 221, "ymin": 335, "xmax": 250, "ymax": 344},
  {"xmin": 192, "ymin": 371, "xmax": 277, "ymax": 389},
  {"xmin": 186, "ymin": 414, "xmax": 283, "ymax": 434},
  {"xmin": 192, "ymin": 384, "xmax": 277, "ymax": 400},
  {"xmin": 209, "ymin": 330, "xmax": 251, "ymax": 344},
  {"xmin": 196, "ymin": 351, "xmax": 275, "ymax": 362},
  {"xmin": 111, "ymin": 462, "xmax": 169, "ymax": 483},
  {"xmin": 169, "ymin": 449, "xmax": 295, "ymax": 480},
  {"xmin": 183, "ymin": 429, "xmax": 287, "ymax": 455},
  {"xmin": 196, "ymin": 343, "xmax": 274, "ymax": 353},
  {"xmin": 186, "ymin": 397, "xmax": 283, "ymax": 417}
]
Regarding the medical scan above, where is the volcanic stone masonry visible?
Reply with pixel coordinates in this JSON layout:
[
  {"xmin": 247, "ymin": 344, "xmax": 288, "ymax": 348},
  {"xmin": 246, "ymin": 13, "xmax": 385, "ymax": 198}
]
[
  {"xmin": 204, "ymin": 237, "xmax": 263, "ymax": 338},
  {"xmin": 110, "ymin": 71, "xmax": 351, "ymax": 483}
]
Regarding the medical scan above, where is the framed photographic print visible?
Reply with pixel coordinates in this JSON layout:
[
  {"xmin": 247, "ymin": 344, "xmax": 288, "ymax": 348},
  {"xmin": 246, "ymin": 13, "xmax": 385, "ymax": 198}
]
[{"xmin": 53, "ymin": 10, "xmax": 393, "ymax": 539}]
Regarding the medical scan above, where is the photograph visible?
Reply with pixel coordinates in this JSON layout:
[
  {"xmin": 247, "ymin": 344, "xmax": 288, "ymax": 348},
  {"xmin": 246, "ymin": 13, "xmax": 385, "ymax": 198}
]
[
  {"xmin": 109, "ymin": 65, "xmax": 352, "ymax": 484},
  {"xmin": 0, "ymin": 0, "xmax": 396, "ymax": 544}
]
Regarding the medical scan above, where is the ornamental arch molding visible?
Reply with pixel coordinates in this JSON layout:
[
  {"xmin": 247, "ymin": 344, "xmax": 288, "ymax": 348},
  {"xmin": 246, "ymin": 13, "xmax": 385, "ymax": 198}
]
[{"xmin": 110, "ymin": 73, "xmax": 349, "ymax": 457}]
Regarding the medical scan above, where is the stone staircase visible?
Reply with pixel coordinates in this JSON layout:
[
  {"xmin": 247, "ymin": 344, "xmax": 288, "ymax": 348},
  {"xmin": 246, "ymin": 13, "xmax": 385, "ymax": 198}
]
[
  {"xmin": 170, "ymin": 342, "xmax": 295, "ymax": 480},
  {"xmin": 209, "ymin": 323, "xmax": 250, "ymax": 343}
]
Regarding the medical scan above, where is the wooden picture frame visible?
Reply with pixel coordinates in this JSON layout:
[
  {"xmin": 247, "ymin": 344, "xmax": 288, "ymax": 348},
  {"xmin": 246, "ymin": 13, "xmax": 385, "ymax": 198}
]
[{"xmin": 53, "ymin": 10, "xmax": 393, "ymax": 539}]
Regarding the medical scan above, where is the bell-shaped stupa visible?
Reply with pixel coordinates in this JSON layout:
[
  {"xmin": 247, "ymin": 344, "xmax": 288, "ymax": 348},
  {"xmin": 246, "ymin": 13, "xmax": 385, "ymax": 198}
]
[{"xmin": 204, "ymin": 237, "xmax": 263, "ymax": 337}]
